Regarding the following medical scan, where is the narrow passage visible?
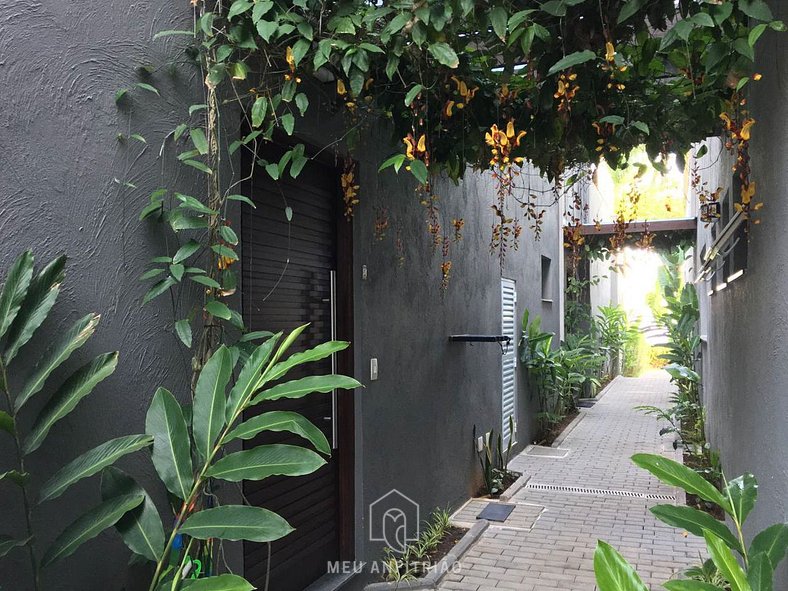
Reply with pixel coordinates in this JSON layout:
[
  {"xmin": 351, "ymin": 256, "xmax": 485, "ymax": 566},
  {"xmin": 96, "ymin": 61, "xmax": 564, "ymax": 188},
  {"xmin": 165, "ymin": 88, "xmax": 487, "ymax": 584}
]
[{"xmin": 441, "ymin": 372, "xmax": 707, "ymax": 591}]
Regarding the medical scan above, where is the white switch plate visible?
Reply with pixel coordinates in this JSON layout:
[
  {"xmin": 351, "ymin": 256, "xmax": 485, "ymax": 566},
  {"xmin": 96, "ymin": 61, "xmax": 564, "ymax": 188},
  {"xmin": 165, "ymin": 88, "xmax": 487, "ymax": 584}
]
[
  {"xmin": 370, "ymin": 358, "xmax": 378, "ymax": 381},
  {"xmin": 476, "ymin": 436, "xmax": 484, "ymax": 452}
]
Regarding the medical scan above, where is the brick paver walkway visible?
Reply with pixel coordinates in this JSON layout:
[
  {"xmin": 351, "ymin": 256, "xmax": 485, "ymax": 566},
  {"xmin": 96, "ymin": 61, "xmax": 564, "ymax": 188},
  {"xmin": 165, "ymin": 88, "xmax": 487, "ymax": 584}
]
[{"xmin": 442, "ymin": 372, "xmax": 708, "ymax": 591}]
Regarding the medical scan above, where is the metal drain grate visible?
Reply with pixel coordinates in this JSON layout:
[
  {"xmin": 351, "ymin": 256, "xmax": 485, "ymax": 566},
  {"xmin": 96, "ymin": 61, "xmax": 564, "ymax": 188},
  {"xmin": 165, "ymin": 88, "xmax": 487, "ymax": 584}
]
[{"xmin": 525, "ymin": 482, "xmax": 675, "ymax": 501}]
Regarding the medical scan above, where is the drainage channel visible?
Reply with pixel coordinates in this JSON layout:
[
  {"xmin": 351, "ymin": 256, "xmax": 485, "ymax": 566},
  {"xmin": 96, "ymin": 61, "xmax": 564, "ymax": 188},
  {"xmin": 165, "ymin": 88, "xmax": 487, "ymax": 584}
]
[{"xmin": 524, "ymin": 482, "xmax": 675, "ymax": 501}]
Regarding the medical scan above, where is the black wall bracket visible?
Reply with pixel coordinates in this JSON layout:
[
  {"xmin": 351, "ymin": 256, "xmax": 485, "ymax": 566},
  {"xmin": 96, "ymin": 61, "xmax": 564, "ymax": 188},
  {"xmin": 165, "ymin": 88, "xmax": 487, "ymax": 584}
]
[{"xmin": 449, "ymin": 334, "xmax": 512, "ymax": 354}]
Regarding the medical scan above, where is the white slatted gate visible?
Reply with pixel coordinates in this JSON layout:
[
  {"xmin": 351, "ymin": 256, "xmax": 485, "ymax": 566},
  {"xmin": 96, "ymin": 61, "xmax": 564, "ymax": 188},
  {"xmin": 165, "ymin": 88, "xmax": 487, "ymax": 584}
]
[{"xmin": 501, "ymin": 278, "xmax": 517, "ymax": 444}]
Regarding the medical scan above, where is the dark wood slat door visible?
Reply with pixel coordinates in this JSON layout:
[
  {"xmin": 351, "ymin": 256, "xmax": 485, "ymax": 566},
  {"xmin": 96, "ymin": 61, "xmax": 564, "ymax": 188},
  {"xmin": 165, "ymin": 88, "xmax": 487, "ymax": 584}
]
[{"xmin": 241, "ymin": 148, "xmax": 343, "ymax": 591}]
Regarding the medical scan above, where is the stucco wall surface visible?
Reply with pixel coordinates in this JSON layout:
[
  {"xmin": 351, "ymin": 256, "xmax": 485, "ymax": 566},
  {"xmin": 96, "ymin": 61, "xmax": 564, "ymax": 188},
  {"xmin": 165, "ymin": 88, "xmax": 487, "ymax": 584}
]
[{"xmin": 693, "ymin": 7, "xmax": 788, "ymax": 587}]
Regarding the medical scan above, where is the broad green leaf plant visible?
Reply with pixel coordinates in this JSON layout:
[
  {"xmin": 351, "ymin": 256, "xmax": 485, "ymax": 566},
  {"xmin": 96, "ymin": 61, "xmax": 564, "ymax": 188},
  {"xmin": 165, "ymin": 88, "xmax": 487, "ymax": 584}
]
[
  {"xmin": 594, "ymin": 453, "xmax": 788, "ymax": 591},
  {"xmin": 0, "ymin": 251, "xmax": 141, "ymax": 590},
  {"xmin": 141, "ymin": 326, "xmax": 360, "ymax": 591}
]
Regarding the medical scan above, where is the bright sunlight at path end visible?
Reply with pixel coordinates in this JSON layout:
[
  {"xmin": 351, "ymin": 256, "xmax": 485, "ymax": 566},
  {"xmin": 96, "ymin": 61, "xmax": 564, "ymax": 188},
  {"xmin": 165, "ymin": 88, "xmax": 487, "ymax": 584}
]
[{"xmin": 441, "ymin": 371, "xmax": 706, "ymax": 591}]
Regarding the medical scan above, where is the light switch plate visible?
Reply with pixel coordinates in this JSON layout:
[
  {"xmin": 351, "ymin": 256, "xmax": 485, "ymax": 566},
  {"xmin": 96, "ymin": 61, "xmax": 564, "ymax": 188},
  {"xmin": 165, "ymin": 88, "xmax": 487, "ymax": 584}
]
[
  {"xmin": 370, "ymin": 357, "xmax": 378, "ymax": 381},
  {"xmin": 476, "ymin": 436, "xmax": 485, "ymax": 452}
]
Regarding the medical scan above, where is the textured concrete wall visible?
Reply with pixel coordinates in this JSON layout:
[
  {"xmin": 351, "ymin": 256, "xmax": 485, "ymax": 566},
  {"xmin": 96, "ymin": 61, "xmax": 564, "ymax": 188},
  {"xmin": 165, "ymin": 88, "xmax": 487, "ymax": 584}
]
[
  {"xmin": 694, "ymin": 6, "xmax": 788, "ymax": 587},
  {"xmin": 347, "ymin": 149, "xmax": 562, "ymax": 565},
  {"xmin": 0, "ymin": 1, "xmax": 210, "ymax": 589}
]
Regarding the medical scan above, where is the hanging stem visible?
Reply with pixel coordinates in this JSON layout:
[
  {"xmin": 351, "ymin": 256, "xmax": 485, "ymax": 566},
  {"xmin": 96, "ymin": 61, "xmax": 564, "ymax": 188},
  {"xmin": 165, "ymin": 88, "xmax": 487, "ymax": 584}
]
[{"xmin": 0, "ymin": 359, "xmax": 40, "ymax": 591}]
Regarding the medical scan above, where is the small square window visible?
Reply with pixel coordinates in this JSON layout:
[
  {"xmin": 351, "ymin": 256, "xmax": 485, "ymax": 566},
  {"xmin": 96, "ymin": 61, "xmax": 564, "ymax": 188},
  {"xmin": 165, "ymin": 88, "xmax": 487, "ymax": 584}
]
[{"xmin": 541, "ymin": 255, "xmax": 553, "ymax": 302}]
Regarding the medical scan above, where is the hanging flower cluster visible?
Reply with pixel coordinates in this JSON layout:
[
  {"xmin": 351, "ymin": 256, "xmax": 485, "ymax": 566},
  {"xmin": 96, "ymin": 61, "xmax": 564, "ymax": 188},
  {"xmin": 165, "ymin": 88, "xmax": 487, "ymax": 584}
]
[
  {"xmin": 443, "ymin": 76, "xmax": 479, "ymax": 118},
  {"xmin": 720, "ymin": 104, "xmax": 761, "ymax": 220},
  {"xmin": 554, "ymin": 72, "xmax": 579, "ymax": 113},
  {"xmin": 341, "ymin": 161, "xmax": 360, "ymax": 218}
]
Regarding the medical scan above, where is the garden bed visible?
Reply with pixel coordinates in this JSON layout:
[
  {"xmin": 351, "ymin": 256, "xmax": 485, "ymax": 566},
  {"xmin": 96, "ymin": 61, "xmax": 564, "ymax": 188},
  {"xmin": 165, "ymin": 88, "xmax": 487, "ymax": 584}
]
[
  {"xmin": 474, "ymin": 470, "xmax": 519, "ymax": 499},
  {"xmin": 536, "ymin": 409, "xmax": 580, "ymax": 447},
  {"xmin": 683, "ymin": 450, "xmax": 725, "ymax": 520}
]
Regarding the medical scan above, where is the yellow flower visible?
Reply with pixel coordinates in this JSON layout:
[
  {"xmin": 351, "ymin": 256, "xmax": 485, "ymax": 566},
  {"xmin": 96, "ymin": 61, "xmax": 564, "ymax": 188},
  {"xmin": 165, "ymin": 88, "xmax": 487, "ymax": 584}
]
[
  {"xmin": 336, "ymin": 79, "xmax": 347, "ymax": 96},
  {"xmin": 605, "ymin": 41, "xmax": 616, "ymax": 63},
  {"xmin": 403, "ymin": 134, "xmax": 416, "ymax": 159},
  {"xmin": 741, "ymin": 182, "xmax": 756, "ymax": 204},
  {"xmin": 285, "ymin": 46, "xmax": 296, "ymax": 72},
  {"xmin": 443, "ymin": 100, "xmax": 455, "ymax": 118},
  {"xmin": 753, "ymin": 73, "xmax": 763, "ymax": 81},
  {"xmin": 719, "ymin": 112, "xmax": 732, "ymax": 130},
  {"xmin": 740, "ymin": 118, "xmax": 756, "ymax": 141},
  {"xmin": 417, "ymin": 134, "xmax": 426, "ymax": 153},
  {"xmin": 506, "ymin": 120, "xmax": 515, "ymax": 139}
]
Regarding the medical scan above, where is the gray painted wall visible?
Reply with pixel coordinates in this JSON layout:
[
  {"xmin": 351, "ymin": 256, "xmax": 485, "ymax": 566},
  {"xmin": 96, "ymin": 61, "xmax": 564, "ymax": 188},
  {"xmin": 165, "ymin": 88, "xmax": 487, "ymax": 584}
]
[
  {"xmin": 694, "ymin": 6, "xmax": 787, "ymax": 587},
  {"xmin": 348, "ymin": 147, "xmax": 562, "ymax": 568},
  {"xmin": 1, "ymin": 2, "xmax": 563, "ymax": 589}
]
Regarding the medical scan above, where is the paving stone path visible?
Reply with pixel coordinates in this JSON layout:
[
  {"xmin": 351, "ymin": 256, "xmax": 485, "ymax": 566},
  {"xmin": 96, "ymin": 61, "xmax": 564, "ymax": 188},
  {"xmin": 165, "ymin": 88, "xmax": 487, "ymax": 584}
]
[{"xmin": 441, "ymin": 371, "xmax": 708, "ymax": 591}]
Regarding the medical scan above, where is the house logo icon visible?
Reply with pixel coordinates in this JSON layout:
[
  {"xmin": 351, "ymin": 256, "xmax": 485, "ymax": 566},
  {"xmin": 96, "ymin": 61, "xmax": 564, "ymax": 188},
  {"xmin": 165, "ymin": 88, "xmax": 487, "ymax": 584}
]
[{"xmin": 368, "ymin": 489, "xmax": 420, "ymax": 554}]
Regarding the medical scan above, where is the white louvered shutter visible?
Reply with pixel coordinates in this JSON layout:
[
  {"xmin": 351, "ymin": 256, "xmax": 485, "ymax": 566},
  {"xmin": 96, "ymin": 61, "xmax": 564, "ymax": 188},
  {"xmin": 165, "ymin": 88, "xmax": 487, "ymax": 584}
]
[{"xmin": 501, "ymin": 278, "xmax": 517, "ymax": 443}]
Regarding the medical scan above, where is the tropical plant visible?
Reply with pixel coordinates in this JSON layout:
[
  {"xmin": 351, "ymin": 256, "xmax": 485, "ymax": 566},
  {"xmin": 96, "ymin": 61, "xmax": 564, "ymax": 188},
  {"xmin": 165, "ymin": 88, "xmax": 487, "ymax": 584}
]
[
  {"xmin": 382, "ymin": 506, "xmax": 457, "ymax": 582},
  {"xmin": 473, "ymin": 418, "xmax": 515, "ymax": 497},
  {"xmin": 136, "ymin": 326, "xmax": 361, "ymax": 590},
  {"xmin": 595, "ymin": 305, "xmax": 638, "ymax": 379},
  {"xmin": 594, "ymin": 453, "xmax": 788, "ymax": 591},
  {"xmin": 0, "ymin": 251, "xmax": 133, "ymax": 591}
]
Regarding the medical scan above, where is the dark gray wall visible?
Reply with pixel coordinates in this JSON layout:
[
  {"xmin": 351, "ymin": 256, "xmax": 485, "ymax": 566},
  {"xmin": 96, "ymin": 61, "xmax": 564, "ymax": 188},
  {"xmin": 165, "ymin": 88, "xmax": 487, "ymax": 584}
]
[
  {"xmin": 347, "ymin": 136, "xmax": 563, "ymax": 566},
  {"xmin": 695, "ymin": 6, "xmax": 787, "ymax": 587},
  {"xmin": 0, "ymin": 2, "xmax": 212, "ymax": 589}
]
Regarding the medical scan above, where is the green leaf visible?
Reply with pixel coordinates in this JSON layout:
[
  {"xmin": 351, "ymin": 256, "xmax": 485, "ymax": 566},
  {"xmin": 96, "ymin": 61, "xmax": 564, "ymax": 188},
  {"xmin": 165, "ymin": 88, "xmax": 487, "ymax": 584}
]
[
  {"xmin": 632, "ymin": 121, "xmax": 650, "ymax": 135},
  {"xmin": 211, "ymin": 244, "xmax": 238, "ymax": 261},
  {"xmin": 183, "ymin": 159, "xmax": 214, "ymax": 175},
  {"xmin": 548, "ymin": 50, "xmax": 596, "ymax": 76},
  {"xmin": 270, "ymin": 343, "xmax": 350, "ymax": 386},
  {"xmin": 182, "ymin": 575, "xmax": 255, "ymax": 591},
  {"xmin": 175, "ymin": 320, "xmax": 192, "ymax": 348},
  {"xmin": 145, "ymin": 388, "xmax": 193, "ymax": 500},
  {"xmin": 135, "ymin": 83, "xmax": 159, "ymax": 96},
  {"xmin": 281, "ymin": 113, "xmax": 295, "ymax": 135},
  {"xmin": 205, "ymin": 300, "xmax": 232, "ymax": 320},
  {"xmin": 143, "ymin": 277, "xmax": 177, "ymax": 305},
  {"xmin": 227, "ymin": 0, "xmax": 252, "ymax": 19},
  {"xmin": 405, "ymin": 84, "xmax": 423, "ymax": 107},
  {"xmin": 663, "ymin": 581, "xmax": 726, "ymax": 591},
  {"xmin": 24, "ymin": 352, "xmax": 119, "ymax": 454},
  {"xmin": 631, "ymin": 453, "xmax": 730, "ymax": 511},
  {"xmin": 600, "ymin": 115, "xmax": 625, "ymax": 125},
  {"xmin": 15, "ymin": 313, "xmax": 100, "ymax": 411},
  {"xmin": 0, "ymin": 536, "xmax": 32, "ymax": 557},
  {"xmin": 206, "ymin": 443, "xmax": 325, "ymax": 482},
  {"xmin": 705, "ymin": 531, "xmax": 751, "ymax": 591},
  {"xmin": 190, "ymin": 275, "xmax": 222, "ymax": 289},
  {"xmin": 409, "ymin": 159, "xmax": 429, "ymax": 184},
  {"xmin": 750, "ymin": 524, "xmax": 788, "ymax": 568},
  {"xmin": 227, "ymin": 194, "xmax": 255, "ymax": 208},
  {"xmin": 541, "ymin": 0, "xmax": 567, "ymax": 17},
  {"xmin": 169, "ymin": 263, "xmax": 185, "ymax": 282},
  {"xmin": 0, "ymin": 411, "xmax": 13, "ymax": 436},
  {"xmin": 39, "ymin": 434, "xmax": 152, "ymax": 503},
  {"xmin": 490, "ymin": 6, "xmax": 508, "ymax": 40},
  {"xmin": 225, "ymin": 335, "xmax": 281, "ymax": 422},
  {"xmin": 747, "ymin": 552, "xmax": 773, "ymax": 591},
  {"xmin": 179, "ymin": 505, "xmax": 292, "ymax": 542},
  {"xmin": 189, "ymin": 103, "xmax": 207, "ymax": 116},
  {"xmin": 190, "ymin": 128, "xmax": 209, "ymax": 155},
  {"xmin": 649, "ymin": 505, "xmax": 741, "ymax": 553},
  {"xmin": 41, "ymin": 493, "xmax": 144, "ymax": 567},
  {"xmin": 100, "ymin": 467, "xmax": 164, "ymax": 563},
  {"xmin": 153, "ymin": 29, "xmax": 194, "ymax": 39},
  {"xmin": 176, "ymin": 193, "xmax": 216, "ymax": 215},
  {"xmin": 239, "ymin": 331, "xmax": 274, "ymax": 343},
  {"xmin": 739, "ymin": 0, "xmax": 773, "ymax": 22},
  {"xmin": 173, "ymin": 240, "xmax": 201, "ymax": 264},
  {"xmin": 252, "ymin": 374, "xmax": 360, "ymax": 406},
  {"xmin": 219, "ymin": 226, "xmax": 239, "ymax": 246},
  {"xmin": 428, "ymin": 42, "xmax": 460, "ymax": 68},
  {"xmin": 193, "ymin": 346, "xmax": 232, "ymax": 463},
  {"xmin": 0, "ymin": 470, "xmax": 29, "ymax": 487},
  {"xmin": 726, "ymin": 473, "xmax": 757, "ymax": 524},
  {"xmin": 734, "ymin": 38, "xmax": 755, "ymax": 62},
  {"xmin": 226, "ymin": 411, "xmax": 330, "ymax": 454},
  {"xmin": 617, "ymin": 0, "xmax": 646, "ymax": 24},
  {"xmin": 4, "ymin": 255, "xmax": 66, "ymax": 363},
  {"xmin": 251, "ymin": 97, "xmax": 268, "ymax": 128},
  {"xmin": 593, "ymin": 540, "xmax": 648, "ymax": 591},
  {"xmin": 295, "ymin": 93, "xmax": 309, "ymax": 116},
  {"xmin": 379, "ymin": 154, "xmax": 407, "ymax": 173},
  {"xmin": 0, "ymin": 250, "xmax": 34, "ymax": 339}
]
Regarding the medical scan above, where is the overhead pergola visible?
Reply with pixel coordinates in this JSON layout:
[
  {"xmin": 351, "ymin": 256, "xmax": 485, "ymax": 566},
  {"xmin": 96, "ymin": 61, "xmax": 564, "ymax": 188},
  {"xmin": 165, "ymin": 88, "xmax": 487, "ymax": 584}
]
[{"xmin": 579, "ymin": 217, "xmax": 697, "ymax": 251}]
